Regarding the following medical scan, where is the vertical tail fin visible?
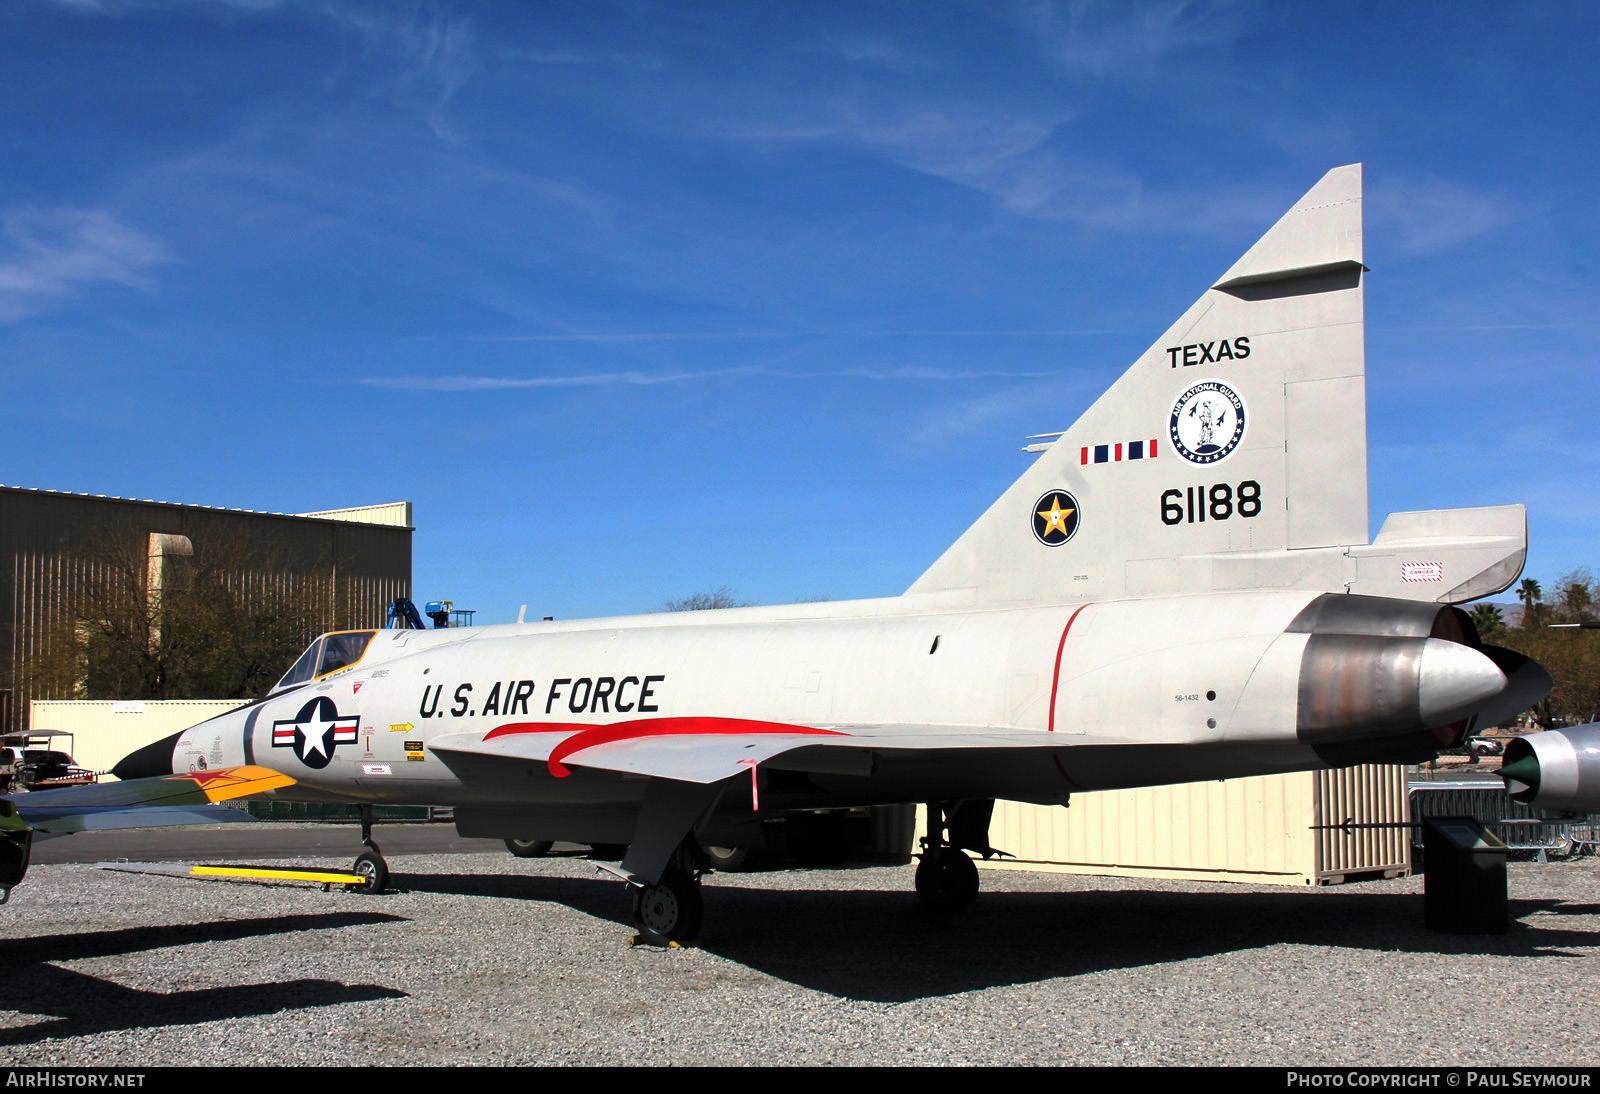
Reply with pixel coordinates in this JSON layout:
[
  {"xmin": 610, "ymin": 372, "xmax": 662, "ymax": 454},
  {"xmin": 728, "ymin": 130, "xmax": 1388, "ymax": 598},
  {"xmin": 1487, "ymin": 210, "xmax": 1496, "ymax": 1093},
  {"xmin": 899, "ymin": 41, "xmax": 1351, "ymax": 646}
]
[{"xmin": 909, "ymin": 165, "xmax": 1369, "ymax": 605}]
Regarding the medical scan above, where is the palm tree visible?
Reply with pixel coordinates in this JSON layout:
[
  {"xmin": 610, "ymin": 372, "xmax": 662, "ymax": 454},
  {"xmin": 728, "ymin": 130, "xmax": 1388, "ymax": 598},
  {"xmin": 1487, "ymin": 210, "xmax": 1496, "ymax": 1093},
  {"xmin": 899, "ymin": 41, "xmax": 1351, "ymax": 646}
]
[
  {"xmin": 1469, "ymin": 603, "xmax": 1506, "ymax": 642},
  {"xmin": 1517, "ymin": 578, "xmax": 1543, "ymax": 629}
]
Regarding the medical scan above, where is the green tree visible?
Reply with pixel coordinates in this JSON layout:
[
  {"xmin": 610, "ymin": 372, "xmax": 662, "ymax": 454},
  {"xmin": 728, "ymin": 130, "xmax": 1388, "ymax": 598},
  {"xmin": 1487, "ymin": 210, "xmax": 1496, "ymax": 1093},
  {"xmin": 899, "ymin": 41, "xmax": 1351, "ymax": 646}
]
[
  {"xmin": 1469, "ymin": 602, "xmax": 1507, "ymax": 643},
  {"xmin": 1555, "ymin": 568, "xmax": 1596, "ymax": 621},
  {"xmin": 661, "ymin": 586, "xmax": 754, "ymax": 612},
  {"xmin": 27, "ymin": 526, "xmax": 342, "ymax": 702},
  {"xmin": 1498, "ymin": 570, "xmax": 1600, "ymax": 727}
]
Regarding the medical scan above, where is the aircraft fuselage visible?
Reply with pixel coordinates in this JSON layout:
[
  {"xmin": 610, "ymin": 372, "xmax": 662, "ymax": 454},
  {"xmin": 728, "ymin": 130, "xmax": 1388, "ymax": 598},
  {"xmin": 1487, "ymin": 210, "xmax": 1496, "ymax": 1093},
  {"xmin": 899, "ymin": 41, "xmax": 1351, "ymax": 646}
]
[{"xmin": 164, "ymin": 587, "xmax": 1506, "ymax": 846}]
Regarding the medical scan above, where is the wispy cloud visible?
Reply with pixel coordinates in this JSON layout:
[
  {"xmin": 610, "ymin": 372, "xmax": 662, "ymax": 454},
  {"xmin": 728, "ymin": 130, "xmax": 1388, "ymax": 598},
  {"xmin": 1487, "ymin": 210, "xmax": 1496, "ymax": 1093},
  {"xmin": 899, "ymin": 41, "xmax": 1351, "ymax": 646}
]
[
  {"xmin": 1016, "ymin": 0, "xmax": 1251, "ymax": 78},
  {"xmin": 45, "ymin": 0, "xmax": 296, "ymax": 13},
  {"xmin": 460, "ymin": 327, "xmax": 1129, "ymax": 343},
  {"xmin": 0, "ymin": 207, "xmax": 169, "ymax": 323},
  {"xmin": 1367, "ymin": 173, "xmax": 1514, "ymax": 257},
  {"xmin": 895, "ymin": 374, "xmax": 1100, "ymax": 455},
  {"xmin": 1382, "ymin": 324, "xmax": 1577, "ymax": 332},
  {"xmin": 669, "ymin": 5, "xmax": 1266, "ymax": 236},
  {"xmin": 498, "ymin": 45, "xmax": 663, "ymax": 70},
  {"xmin": 710, "ymin": 98, "xmax": 1276, "ymax": 235},
  {"xmin": 359, "ymin": 365, "xmax": 1054, "ymax": 391},
  {"xmin": 311, "ymin": 1, "xmax": 480, "ymax": 139},
  {"xmin": 49, "ymin": 1, "xmax": 482, "ymax": 138},
  {"xmin": 364, "ymin": 368, "xmax": 740, "ymax": 391},
  {"xmin": 464, "ymin": 331, "xmax": 803, "ymax": 345}
]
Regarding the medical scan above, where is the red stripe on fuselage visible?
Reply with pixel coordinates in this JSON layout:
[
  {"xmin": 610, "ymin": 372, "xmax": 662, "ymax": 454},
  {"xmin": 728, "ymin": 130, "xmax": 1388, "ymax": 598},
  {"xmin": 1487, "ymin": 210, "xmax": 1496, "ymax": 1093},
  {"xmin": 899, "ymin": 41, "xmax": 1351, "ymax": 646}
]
[
  {"xmin": 485, "ymin": 717, "xmax": 848, "ymax": 778},
  {"xmin": 1046, "ymin": 604, "xmax": 1090, "ymax": 733}
]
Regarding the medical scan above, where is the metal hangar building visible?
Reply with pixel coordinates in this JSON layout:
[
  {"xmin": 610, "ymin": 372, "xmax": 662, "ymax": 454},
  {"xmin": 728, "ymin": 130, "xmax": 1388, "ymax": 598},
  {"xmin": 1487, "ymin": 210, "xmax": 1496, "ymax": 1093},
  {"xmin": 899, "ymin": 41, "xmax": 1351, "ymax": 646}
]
[{"xmin": 0, "ymin": 486, "xmax": 413, "ymax": 735}]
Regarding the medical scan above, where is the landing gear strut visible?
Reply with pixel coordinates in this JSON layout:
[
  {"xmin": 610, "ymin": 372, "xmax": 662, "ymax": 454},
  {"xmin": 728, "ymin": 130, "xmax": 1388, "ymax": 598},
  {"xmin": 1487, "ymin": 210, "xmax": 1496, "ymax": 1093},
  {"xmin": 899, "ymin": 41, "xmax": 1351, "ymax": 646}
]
[
  {"xmin": 629, "ymin": 841, "xmax": 706, "ymax": 945},
  {"xmin": 914, "ymin": 800, "xmax": 988, "ymax": 911},
  {"xmin": 350, "ymin": 804, "xmax": 389, "ymax": 894}
]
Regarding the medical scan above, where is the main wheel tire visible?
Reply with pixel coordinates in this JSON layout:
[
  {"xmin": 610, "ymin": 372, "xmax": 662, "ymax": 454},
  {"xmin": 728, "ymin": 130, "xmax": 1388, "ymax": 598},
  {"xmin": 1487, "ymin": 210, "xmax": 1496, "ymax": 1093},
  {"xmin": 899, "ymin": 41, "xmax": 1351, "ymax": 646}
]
[
  {"xmin": 706, "ymin": 846, "xmax": 762, "ymax": 872},
  {"xmin": 350, "ymin": 851, "xmax": 389, "ymax": 894},
  {"xmin": 914, "ymin": 848, "xmax": 978, "ymax": 911},
  {"xmin": 504, "ymin": 838, "xmax": 554, "ymax": 858},
  {"xmin": 630, "ymin": 869, "xmax": 704, "ymax": 945}
]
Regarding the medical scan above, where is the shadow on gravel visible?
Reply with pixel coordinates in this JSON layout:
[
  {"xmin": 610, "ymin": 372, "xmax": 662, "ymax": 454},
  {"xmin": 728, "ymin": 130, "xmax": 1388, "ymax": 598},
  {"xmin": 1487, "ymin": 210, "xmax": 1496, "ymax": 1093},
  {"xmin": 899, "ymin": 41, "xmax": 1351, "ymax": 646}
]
[
  {"xmin": 398, "ymin": 869, "xmax": 1598, "ymax": 1003},
  {"xmin": 0, "ymin": 912, "xmax": 409, "ymax": 1045},
  {"xmin": 1526, "ymin": 902, "xmax": 1600, "ymax": 916},
  {"xmin": 397, "ymin": 871, "xmax": 635, "ymax": 929}
]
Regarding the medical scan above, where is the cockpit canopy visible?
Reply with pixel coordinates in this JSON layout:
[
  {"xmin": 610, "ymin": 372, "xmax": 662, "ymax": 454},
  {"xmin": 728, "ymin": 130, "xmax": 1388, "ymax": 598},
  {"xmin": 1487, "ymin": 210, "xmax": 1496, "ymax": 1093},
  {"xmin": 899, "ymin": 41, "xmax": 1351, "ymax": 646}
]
[{"xmin": 273, "ymin": 631, "xmax": 377, "ymax": 693}]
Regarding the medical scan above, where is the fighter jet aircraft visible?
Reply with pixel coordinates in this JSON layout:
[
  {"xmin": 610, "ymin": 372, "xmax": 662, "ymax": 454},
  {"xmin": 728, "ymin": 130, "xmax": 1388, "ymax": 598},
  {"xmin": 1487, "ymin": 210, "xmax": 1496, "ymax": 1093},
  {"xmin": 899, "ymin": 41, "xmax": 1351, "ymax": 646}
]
[{"xmin": 92, "ymin": 164, "xmax": 1547, "ymax": 943}]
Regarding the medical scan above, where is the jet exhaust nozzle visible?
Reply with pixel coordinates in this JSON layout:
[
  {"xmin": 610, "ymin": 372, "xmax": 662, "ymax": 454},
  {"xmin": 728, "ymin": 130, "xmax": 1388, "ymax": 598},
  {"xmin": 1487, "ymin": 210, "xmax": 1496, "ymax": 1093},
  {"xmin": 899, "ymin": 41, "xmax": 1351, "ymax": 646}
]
[
  {"xmin": 1417, "ymin": 638, "xmax": 1513, "ymax": 727},
  {"xmin": 1466, "ymin": 645, "xmax": 1554, "ymax": 734},
  {"xmin": 1501, "ymin": 725, "xmax": 1600, "ymax": 814},
  {"xmin": 1296, "ymin": 635, "xmax": 1507, "ymax": 746}
]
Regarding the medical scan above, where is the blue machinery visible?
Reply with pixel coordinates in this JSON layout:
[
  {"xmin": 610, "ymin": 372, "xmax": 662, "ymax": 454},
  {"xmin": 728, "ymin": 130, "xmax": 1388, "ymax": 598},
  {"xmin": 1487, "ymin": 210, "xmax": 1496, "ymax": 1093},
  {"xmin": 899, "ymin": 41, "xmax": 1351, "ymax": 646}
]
[{"xmin": 387, "ymin": 598, "xmax": 475, "ymax": 630}]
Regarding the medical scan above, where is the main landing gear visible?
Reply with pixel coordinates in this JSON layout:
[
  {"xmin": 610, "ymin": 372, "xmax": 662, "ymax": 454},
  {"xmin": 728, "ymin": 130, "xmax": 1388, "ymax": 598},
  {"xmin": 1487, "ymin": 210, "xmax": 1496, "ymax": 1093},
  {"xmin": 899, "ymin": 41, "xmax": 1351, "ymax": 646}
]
[
  {"xmin": 915, "ymin": 847, "xmax": 978, "ymax": 910},
  {"xmin": 628, "ymin": 841, "xmax": 706, "ymax": 946},
  {"xmin": 914, "ymin": 800, "xmax": 998, "ymax": 912},
  {"xmin": 349, "ymin": 805, "xmax": 389, "ymax": 894}
]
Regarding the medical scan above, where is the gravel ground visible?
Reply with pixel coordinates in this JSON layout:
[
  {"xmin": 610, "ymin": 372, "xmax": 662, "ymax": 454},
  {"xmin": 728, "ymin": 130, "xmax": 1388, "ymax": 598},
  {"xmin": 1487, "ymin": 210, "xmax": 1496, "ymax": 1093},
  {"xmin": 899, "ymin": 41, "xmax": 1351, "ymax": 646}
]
[{"xmin": 2, "ymin": 849, "xmax": 1597, "ymax": 1067}]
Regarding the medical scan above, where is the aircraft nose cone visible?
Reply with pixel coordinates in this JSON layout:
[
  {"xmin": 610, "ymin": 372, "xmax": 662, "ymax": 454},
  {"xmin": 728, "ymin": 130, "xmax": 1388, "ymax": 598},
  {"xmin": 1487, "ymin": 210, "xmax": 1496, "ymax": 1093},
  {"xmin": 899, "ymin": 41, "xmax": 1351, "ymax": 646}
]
[
  {"xmin": 1417, "ymin": 638, "xmax": 1508, "ymax": 727},
  {"xmin": 110, "ymin": 730, "xmax": 183, "ymax": 780}
]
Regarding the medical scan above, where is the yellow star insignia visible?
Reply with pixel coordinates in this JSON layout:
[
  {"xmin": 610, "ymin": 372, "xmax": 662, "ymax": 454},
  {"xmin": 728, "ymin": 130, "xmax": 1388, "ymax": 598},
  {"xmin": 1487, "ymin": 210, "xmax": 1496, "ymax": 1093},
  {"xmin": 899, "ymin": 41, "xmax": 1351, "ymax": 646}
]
[{"xmin": 1037, "ymin": 495, "xmax": 1075, "ymax": 537}]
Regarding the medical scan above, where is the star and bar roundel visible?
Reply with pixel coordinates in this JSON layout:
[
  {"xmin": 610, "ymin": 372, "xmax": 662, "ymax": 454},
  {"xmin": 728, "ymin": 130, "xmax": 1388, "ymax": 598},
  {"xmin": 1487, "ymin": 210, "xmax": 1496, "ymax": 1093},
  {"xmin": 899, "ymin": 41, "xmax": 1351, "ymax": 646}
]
[
  {"xmin": 272, "ymin": 695, "xmax": 361, "ymax": 770},
  {"xmin": 1031, "ymin": 490, "xmax": 1081, "ymax": 546}
]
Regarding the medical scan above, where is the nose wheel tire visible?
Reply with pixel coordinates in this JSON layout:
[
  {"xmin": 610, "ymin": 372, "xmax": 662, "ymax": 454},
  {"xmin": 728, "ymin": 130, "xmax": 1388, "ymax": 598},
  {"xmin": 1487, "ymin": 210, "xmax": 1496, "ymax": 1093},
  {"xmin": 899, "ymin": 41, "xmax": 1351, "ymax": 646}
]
[
  {"xmin": 915, "ymin": 848, "xmax": 978, "ymax": 911},
  {"xmin": 350, "ymin": 851, "xmax": 389, "ymax": 894},
  {"xmin": 630, "ymin": 868, "xmax": 703, "ymax": 945},
  {"xmin": 505, "ymin": 839, "xmax": 553, "ymax": 858}
]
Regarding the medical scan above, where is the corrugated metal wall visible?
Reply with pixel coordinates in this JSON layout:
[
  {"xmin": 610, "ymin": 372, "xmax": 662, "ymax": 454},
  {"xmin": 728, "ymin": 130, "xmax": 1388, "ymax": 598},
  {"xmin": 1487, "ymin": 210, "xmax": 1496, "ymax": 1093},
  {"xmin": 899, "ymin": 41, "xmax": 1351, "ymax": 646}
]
[
  {"xmin": 970, "ymin": 764, "xmax": 1409, "ymax": 886},
  {"xmin": 1315, "ymin": 764, "xmax": 1410, "ymax": 876},
  {"xmin": 2, "ymin": 487, "xmax": 412, "ymax": 735}
]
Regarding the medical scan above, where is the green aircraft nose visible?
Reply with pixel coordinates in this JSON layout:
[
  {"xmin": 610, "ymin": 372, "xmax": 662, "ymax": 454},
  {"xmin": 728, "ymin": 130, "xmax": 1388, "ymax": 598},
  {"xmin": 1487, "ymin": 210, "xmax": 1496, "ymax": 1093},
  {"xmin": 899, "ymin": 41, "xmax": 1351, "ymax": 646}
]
[{"xmin": 1500, "ymin": 752, "xmax": 1541, "ymax": 792}]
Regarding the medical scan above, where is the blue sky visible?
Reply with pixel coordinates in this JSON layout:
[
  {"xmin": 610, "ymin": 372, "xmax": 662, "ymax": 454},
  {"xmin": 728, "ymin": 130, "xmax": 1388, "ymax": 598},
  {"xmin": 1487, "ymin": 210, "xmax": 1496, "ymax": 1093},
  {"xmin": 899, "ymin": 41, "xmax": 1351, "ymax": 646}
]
[{"xmin": 2, "ymin": 1, "xmax": 1595, "ymax": 621}]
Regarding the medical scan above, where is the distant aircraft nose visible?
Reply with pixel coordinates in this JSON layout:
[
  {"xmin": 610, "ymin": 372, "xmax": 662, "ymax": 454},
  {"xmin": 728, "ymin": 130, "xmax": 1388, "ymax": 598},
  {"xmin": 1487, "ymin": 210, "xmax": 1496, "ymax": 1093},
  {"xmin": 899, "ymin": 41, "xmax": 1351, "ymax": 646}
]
[{"xmin": 110, "ymin": 730, "xmax": 182, "ymax": 780}]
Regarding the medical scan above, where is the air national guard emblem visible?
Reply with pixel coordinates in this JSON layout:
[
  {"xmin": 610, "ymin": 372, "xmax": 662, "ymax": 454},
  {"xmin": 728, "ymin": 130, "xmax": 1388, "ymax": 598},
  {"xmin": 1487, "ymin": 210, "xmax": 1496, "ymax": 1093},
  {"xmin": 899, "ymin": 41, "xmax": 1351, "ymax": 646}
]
[
  {"xmin": 271, "ymin": 695, "xmax": 361, "ymax": 770},
  {"xmin": 1032, "ymin": 491, "xmax": 1080, "ymax": 546},
  {"xmin": 1169, "ymin": 380, "xmax": 1246, "ymax": 465}
]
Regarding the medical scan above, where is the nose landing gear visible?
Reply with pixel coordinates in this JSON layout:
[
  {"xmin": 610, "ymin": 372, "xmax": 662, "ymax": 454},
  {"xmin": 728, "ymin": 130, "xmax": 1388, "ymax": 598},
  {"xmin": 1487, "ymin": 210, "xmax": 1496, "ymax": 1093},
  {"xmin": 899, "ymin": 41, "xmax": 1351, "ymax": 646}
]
[{"xmin": 348, "ymin": 805, "xmax": 389, "ymax": 894}]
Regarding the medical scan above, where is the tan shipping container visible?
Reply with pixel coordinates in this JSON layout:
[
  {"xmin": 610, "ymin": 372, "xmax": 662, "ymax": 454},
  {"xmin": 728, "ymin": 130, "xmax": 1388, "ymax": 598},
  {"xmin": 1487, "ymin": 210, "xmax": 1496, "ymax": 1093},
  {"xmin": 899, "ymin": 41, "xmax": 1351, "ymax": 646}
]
[
  {"xmin": 28, "ymin": 700, "xmax": 246, "ymax": 777},
  {"xmin": 929, "ymin": 764, "xmax": 1410, "ymax": 886}
]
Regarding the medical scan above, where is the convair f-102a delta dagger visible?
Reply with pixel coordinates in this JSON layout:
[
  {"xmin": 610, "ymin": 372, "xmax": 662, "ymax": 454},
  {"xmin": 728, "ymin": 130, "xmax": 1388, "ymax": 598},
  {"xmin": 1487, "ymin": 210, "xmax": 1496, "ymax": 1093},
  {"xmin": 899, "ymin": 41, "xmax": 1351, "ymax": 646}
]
[{"xmin": 80, "ymin": 165, "xmax": 1552, "ymax": 942}]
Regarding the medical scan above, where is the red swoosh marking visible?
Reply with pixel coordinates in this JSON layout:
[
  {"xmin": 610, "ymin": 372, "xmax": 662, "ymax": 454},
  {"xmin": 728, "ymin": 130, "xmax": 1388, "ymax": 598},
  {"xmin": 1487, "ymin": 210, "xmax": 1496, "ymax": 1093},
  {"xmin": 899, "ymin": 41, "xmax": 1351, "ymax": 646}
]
[
  {"xmin": 1047, "ymin": 603, "xmax": 1090, "ymax": 733},
  {"xmin": 485, "ymin": 716, "xmax": 848, "ymax": 778}
]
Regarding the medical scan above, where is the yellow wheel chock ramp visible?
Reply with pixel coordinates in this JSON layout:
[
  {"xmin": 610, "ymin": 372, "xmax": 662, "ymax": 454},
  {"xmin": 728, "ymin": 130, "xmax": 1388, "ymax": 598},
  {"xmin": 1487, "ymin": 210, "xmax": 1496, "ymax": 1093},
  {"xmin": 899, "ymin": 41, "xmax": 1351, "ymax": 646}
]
[{"xmin": 98, "ymin": 860, "xmax": 373, "ymax": 890}]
